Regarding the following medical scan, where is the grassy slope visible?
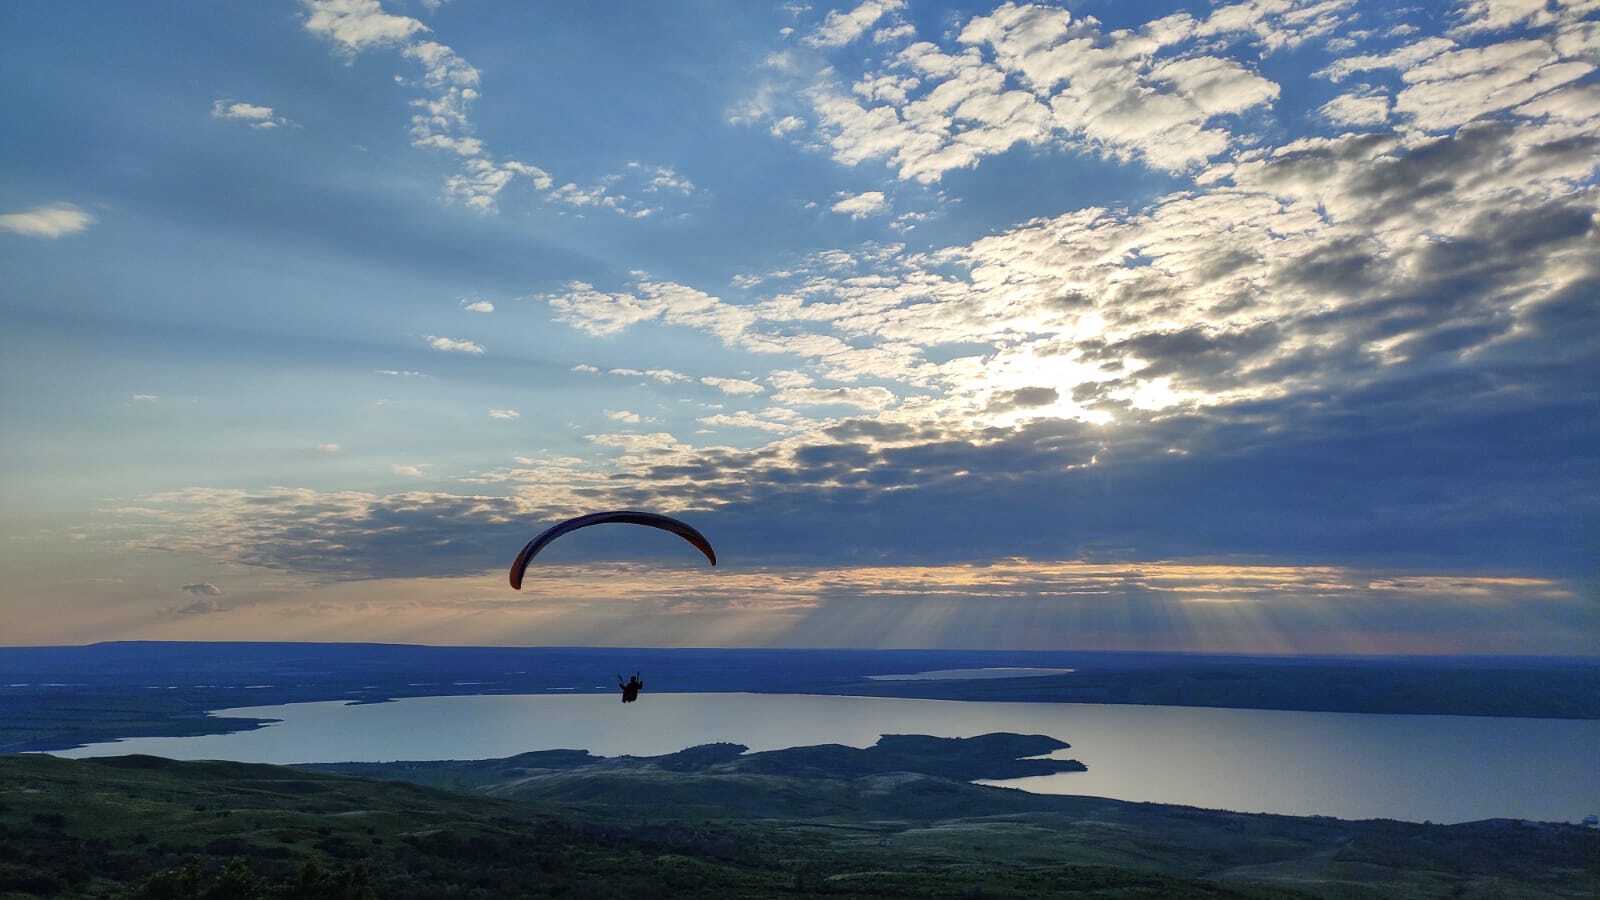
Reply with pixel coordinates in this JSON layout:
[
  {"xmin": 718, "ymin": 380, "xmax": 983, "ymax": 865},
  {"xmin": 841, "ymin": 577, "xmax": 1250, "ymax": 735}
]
[
  {"xmin": 0, "ymin": 753, "xmax": 1297, "ymax": 900},
  {"xmin": 311, "ymin": 740, "xmax": 1599, "ymax": 900},
  {"xmin": 2, "ymin": 751, "xmax": 1594, "ymax": 899}
]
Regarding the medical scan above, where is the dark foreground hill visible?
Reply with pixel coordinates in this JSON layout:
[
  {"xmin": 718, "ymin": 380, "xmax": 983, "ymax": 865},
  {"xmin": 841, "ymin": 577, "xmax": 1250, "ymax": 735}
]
[{"xmin": 2, "ymin": 736, "xmax": 1595, "ymax": 899}]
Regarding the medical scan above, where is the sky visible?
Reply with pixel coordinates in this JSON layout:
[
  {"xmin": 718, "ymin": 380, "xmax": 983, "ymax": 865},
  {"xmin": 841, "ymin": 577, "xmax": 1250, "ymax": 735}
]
[{"xmin": 1, "ymin": 0, "xmax": 1596, "ymax": 653}]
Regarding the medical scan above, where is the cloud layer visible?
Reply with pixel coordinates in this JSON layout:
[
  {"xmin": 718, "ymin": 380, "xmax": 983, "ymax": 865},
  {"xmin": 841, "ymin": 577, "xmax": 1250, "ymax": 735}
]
[
  {"xmin": 12, "ymin": 0, "xmax": 1595, "ymax": 650},
  {"xmin": 123, "ymin": 1, "xmax": 1600, "ymax": 588}
]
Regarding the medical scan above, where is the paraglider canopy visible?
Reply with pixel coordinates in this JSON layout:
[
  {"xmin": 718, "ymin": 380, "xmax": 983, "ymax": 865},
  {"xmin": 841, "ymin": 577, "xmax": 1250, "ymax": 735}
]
[{"xmin": 509, "ymin": 510, "xmax": 717, "ymax": 589}]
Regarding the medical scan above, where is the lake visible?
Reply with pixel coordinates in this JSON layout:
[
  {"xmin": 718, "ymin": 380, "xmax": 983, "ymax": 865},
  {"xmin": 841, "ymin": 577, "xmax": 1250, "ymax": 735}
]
[
  {"xmin": 866, "ymin": 667, "xmax": 1077, "ymax": 680},
  {"xmin": 53, "ymin": 692, "xmax": 1600, "ymax": 824}
]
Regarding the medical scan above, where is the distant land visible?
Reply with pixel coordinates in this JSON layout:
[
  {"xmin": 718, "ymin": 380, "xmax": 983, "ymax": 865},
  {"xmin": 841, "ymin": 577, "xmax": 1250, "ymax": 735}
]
[
  {"xmin": 1, "ymin": 735, "xmax": 1593, "ymax": 898},
  {"xmin": 3, "ymin": 642, "xmax": 1597, "ymax": 752}
]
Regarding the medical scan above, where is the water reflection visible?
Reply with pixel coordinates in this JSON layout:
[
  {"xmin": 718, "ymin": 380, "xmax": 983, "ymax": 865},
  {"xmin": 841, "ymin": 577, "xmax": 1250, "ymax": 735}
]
[{"xmin": 54, "ymin": 693, "xmax": 1600, "ymax": 824}]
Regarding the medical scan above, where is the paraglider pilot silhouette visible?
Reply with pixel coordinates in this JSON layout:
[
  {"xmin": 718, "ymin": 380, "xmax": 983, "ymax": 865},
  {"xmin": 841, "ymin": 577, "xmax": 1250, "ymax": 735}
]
[
  {"xmin": 509, "ymin": 511, "xmax": 716, "ymax": 706},
  {"xmin": 618, "ymin": 672, "xmax": 644, "ymax": 703}
]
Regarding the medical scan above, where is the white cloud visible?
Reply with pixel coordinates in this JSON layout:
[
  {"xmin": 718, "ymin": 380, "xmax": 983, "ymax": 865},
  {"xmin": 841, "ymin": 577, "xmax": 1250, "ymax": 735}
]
[
  {"xmin": 806, "ymin": 0, "xmax": 905, "ymax": 48},
  {"xmin": 488, "ymin": 408, "xmax": 520, "ymax": 419},
  {"xmin": 0, "ymin": 203, "xmax": 95, "ymax": 238},
  {"xmin": 1319, "ymin": 89, "xmax": 1391, "ymax": 126},
  {"xmin": 1317, "ymin": 37, "xmax": 1455, "ymax": 82},
  {"xmin": 406, "ymin": 40, "xmax": 478, "ymax": 90},
  {"xmin": 790, "ymin": 2, "xmax": 1285, "ymax": 182},
  {"xmin": 774, "ymin": 385, "xmax": 898, "ymax": 410},
  {"xmin": 585, "ymin": 431, "xmax": 691, "ymax": 455},
  {"xmin": 462, "ymin": 299, "xmax": 495, "ymax": 313},
  {"xmin": 423, "ymin": 335, "xmax": 485, "ymax": 354},
  {"xmin": 544, "ymin": 282, "xmax": 668, "ymax": 335},
  {"xmin": 414, "ymin": 134, "xmax": 482, "ymax": 156},
  {"xmin": 770, "ymin": 115, "xmax": 806, "ymax": 136},
  {"xmin": 541, "ymin": 279, "xmax": 755, "ymax": 342},
  {"xmin": 445, "ymin": 159, "xmax": 552, "ymax": 212},
  {"xmin": 728, "ymin": 83, "xmax": 779, "ymax": 128},
  {"xmin": 571, "ymin": 363, "xmax": 601, "ymax": 374},
  {"xmin": 303, "ymin": 2, "xmax": 558, "ymax": 214},
  {"xmin": 698, "ymin": 411, "xmax": 798, "ymax": 433},
  {"xmin": 210, "ymin": 99, "xmax": 293, "ymax": 129},
  {"xmin": 832, "ymin": 190, "xmax": 890, "ymax": 219},
  {"xmin": 605, "ymin": 409, "xmax": 642, "ymax": 423},
  {"xmin": 1188, "ymin": 0, "xmax": 1361, "ymax": 52},
  {"xmin": 317, "ymin": 443, "xmax": 341, "ymax": 454},
  {"xmin": 301, "ymin": 0, "xmax": 426, "ymax": 51},
  {"xmin": 852, "ymin": 73, "xmax": 920, "ymax": 105},
  {"xmin": 767, "ymin": 370, "xmax": 814, "ymax": 390},
  {"xmin": 550, "ymin": 182, "xmax": 611, "ymax": 208},
  {"xmin": 609, "ymin": 367, "xmax": 693, "ymax": 384},
  {"xmin": 544, "ymin": 163, "xmax": 689, "ymax": 218},
  {"xmin": 633, "ymin": 162, "xmax": 695, "ymax": 194},
  {"xmin": 1394, "ymin": 38, "xmax": 1594, "ymax": 132},
  {"xmin": 130, "ymin": 393, "xmax": 159, "ymax": 402},
  {"xmin": 375, "ymin": 369, "xmax": 430, "ymax": 377},
  {"xmin": 700, "ymin": 376, "xmax": 767, "ymax": 395},
  {"xmin": 890, "ymin": 210, "xmax": 929, "ymax": 231},
  {"xmin": 874, "ymin": 23, "xmax": 916, "ymax": 44},
  {"xmin": 1515, "ymin": 82, "xmax": 1600, "ymax": 122},
  {"xmin": 391, "ymin": 464, "xmax": 429, "ymax": 477},
  {"xmin": 1451, "ymin": 0, "xmax": 1588, "ymax": 35}
]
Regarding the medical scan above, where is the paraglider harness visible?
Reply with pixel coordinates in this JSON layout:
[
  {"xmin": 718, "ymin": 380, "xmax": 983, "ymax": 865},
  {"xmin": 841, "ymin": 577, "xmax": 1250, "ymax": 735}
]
[{"xmin": 618, "ymin": 673, "xmax": 644, "ymax": 703}]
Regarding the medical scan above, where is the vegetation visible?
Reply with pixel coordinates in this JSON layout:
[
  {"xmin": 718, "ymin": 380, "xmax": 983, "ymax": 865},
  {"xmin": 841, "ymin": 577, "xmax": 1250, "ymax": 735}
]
[{"xmin": 2, "ymin": 737, "xmax": 1593, "ymax": 899}]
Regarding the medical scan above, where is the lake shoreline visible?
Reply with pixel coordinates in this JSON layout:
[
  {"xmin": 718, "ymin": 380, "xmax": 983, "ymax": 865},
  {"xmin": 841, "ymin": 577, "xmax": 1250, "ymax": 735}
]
[
  {"xmin": 17, "ymin": 682, "xmax": 1597, "ymax": 756},
  {"xmin": 47, "ymin": 691, "xmax": 1600, "ymax": 825}
]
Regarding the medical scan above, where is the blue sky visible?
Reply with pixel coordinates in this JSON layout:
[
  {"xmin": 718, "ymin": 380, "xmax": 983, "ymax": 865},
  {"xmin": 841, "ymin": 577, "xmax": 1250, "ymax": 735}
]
[{"xmin": 1, "ymin": 0, "xmax": 1596, "ymax": 651}]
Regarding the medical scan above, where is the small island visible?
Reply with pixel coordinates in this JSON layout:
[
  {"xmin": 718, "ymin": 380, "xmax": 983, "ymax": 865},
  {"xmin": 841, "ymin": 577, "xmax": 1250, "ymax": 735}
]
[
  {"xmin": 307, "ymin": 732, "xmax": 1085, "ymax": 781},
  {"xmin": 302, "ymin": 733, "xmax": 1087, "ymax": 818}
]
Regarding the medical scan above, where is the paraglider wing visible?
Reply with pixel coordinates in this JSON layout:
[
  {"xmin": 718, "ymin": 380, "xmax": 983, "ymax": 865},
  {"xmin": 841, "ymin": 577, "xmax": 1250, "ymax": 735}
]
[{"xmin": 509, "ymin": 510, "xmax": 717, "ymax": 589}]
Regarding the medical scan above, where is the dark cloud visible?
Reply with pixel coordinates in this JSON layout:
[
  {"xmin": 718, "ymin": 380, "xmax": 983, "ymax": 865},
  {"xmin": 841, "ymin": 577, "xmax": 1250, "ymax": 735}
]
[
  {"xmin": 1278, "ymin": 239, "xmax": 1387, "ymax": 294},
  {"xmin": 1093, "ymin": 325, "xmax": 1282, "ymax": 383},
  {"xmin": 133, "ymin": 355, "xmax": 1595, "ymax": 579},
  {"xmin": 987, "ymin": 386, "xmax": 1059, "ymax": 412},
  {"xmin": 1193, "ymin": 250, "xmax": 1260, "ymax": 285},
  {"xmin": 823, "ymin": 419, "xmax": 918, "ymax": 442},
  {"xmin": 164, "ymin": 595, "xmax": 226, "ymax": 617}
]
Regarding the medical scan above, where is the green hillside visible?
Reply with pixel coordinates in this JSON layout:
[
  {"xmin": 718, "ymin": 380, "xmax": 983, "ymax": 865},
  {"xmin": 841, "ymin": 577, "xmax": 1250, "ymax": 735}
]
[{"xmin": 1, "ymin": 740, "xmax": 1594, "ymax": 899}]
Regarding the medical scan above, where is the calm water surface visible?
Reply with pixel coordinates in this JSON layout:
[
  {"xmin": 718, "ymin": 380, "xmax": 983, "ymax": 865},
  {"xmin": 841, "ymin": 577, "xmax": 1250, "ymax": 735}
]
[
  {"xmin": 867, "ymin": 667, "xmax": 1077, "ymax": 680},
  {"xmin": 54, "ymin": 693, "xmax": 1600, "ymax": 824}
]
